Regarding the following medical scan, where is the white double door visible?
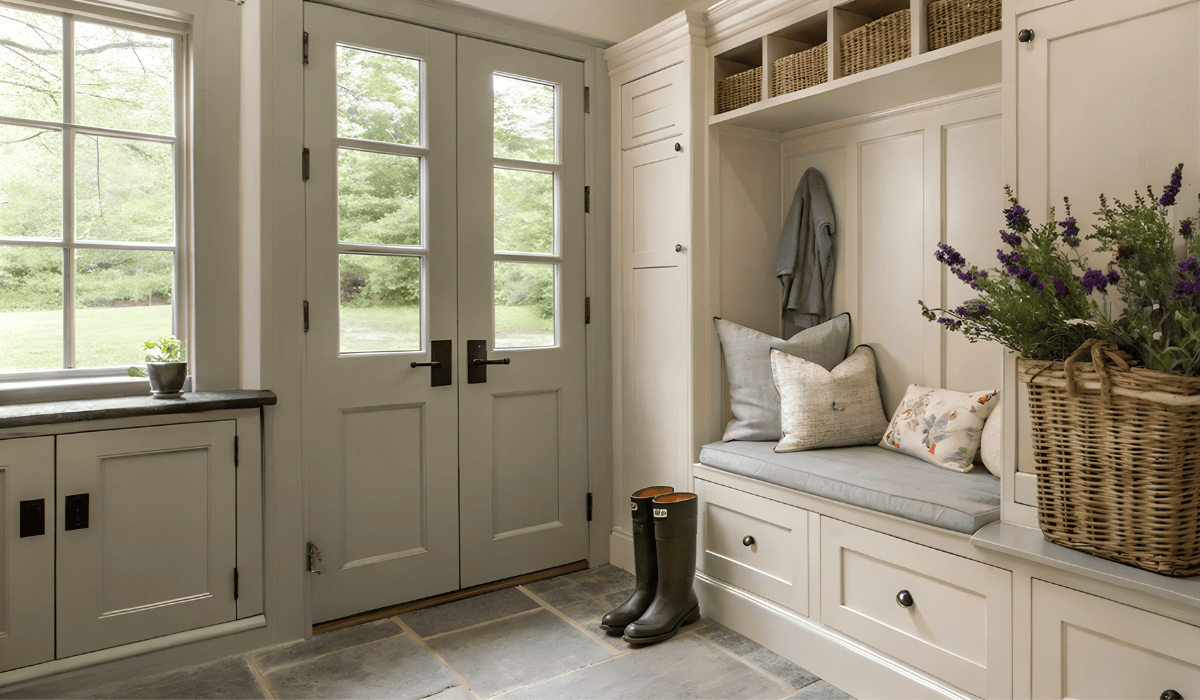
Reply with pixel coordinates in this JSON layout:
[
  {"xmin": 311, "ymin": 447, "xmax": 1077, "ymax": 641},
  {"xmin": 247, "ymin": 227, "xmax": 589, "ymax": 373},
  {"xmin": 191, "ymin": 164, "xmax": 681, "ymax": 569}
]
[{"xmin": 303, "ymin": 3, "xmax": 588, "ymax": 624}]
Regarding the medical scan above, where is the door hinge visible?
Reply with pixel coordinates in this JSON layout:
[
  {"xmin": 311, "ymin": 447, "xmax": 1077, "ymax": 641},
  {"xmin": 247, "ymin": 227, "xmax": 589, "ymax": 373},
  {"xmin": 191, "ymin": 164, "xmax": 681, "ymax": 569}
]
[
  {"xmin": 587, "ymin": 492, "xmax": 593, "ymax": 521},
  {"xmin": 303, "ymin": 31, "xmax": 309, "ymax": 65},
  {"xmin": 308, "ymin": 541, "xmax": 323, "ymax": 574},
  {"xmin": 585, "ymin": 297, "xmax": 591, "ymax": 325},
  {"xmin": 234, "ymin": 435, "xmax": 239, "ymax": 467},
  {"xmin": 584, "ymin": 86, "xmax": 590, "ymax": 114},
  {"xmin": 302, "ymin": 147, "xmax": 310, "ymax": 181},
  {"xmin": 303, "ymin": 300, "xmax": 310, "ymax": 332},
  {"xmin": 584, "ymin": 186, "xmax": 590, "ymax": 214},
  {"xmin": 234, "ymin": 567, "xmax": 239, "ymax": 600}
]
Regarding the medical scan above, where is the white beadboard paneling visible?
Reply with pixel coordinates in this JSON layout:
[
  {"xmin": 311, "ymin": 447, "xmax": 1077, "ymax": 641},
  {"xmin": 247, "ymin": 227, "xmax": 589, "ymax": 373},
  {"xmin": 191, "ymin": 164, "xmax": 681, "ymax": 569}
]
[
  {"xmin": 859, "ymin": 132, "xmax": 926, "ymax": 415},
  {"xmin": 943, "ymin": 116, "xmax": 1004, "ymax": 394}
]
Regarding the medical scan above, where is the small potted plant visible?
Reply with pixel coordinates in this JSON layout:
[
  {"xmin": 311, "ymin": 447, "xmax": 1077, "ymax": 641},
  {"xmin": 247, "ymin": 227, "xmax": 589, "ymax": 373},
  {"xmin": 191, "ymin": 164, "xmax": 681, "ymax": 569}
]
[{"xmin": 128, "ymin": 336, "xmax": 187, "ymax": 397}]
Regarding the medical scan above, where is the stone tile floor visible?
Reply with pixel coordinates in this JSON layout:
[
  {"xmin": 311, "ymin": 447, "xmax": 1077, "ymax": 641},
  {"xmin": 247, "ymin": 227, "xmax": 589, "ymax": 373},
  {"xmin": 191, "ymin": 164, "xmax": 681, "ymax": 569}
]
[{"xmin": 1, "ymin": 565, "xmax": 855, "ymax": 700}]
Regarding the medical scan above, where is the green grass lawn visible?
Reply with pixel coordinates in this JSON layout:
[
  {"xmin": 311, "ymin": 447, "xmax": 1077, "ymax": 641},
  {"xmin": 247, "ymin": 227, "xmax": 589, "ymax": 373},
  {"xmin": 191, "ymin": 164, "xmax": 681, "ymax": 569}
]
[
  {"xmin": 339, "ymin": 304, "xmax": 554, "ymax": 353},
  {"xmin": 1, "ymin": 305, "xmax": 172, "ymax": 371}
]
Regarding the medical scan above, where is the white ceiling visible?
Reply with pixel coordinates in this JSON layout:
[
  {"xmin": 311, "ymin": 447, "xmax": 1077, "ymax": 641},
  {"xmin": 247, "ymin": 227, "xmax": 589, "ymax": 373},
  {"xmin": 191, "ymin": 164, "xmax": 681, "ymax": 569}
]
[{"xmin": 448, "ymin": 0, "xmax": 718, "ymax": 44}]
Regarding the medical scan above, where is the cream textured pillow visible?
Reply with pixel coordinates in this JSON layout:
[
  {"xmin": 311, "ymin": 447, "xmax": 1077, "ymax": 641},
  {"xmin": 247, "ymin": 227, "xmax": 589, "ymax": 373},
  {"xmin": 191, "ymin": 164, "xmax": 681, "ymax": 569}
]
[
  {"xmin": 772, "ymin": 345, "xmax": 889, "ymax": 453},
  {"xmin": 979, "ymin": 400, "xmax": 1003, "ymax": 478},
  {"xmin": 880, "ymin": 385, "xmax": 1000, "ymax": 472}
]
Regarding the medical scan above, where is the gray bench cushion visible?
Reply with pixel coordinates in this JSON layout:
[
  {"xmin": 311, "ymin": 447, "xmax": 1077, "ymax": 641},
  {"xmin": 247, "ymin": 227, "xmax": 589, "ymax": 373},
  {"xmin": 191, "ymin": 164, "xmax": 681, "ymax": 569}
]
[{"xmin": 698, "ymin": 441, "xmax": 1001, "ymax": 534}]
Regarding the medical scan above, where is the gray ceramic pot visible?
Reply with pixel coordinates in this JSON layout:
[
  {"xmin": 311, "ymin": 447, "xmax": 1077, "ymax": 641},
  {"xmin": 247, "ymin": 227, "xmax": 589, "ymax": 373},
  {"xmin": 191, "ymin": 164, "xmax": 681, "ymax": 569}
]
[{"xmin": 146, "ymin": 362, "xmax": 188, "ymax": 396}]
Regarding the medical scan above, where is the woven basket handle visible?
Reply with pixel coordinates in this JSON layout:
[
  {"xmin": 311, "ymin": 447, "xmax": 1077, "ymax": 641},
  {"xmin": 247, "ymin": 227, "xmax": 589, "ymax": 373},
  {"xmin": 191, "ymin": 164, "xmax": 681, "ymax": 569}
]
[{"xmin": 1064, "ymin": 339, "xmax": 1130, "ymax": 401}]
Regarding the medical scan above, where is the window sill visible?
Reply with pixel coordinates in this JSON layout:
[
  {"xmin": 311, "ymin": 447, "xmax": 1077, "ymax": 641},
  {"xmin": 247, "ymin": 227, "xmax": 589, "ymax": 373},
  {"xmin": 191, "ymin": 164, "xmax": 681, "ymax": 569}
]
[{"xmin": 0, "ymin": 374, "xmax": 171, "ymax": 406}]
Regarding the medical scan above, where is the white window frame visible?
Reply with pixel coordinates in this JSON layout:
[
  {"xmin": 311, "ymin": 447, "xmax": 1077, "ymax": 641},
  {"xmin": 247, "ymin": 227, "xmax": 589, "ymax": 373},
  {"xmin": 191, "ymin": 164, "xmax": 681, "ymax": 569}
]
[{"xmin": 0, "ymin": 0, "xmax": 190, "ymax": 383}]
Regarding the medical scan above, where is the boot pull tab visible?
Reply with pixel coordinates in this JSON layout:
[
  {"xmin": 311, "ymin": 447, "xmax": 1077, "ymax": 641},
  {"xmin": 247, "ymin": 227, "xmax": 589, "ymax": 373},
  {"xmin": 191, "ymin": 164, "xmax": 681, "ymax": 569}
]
[
  {"xmin": 631, "ymin": 502, "xmax": 637, "ymax": 511},
  {"xmin": 653, "ymin": 508, "xmax": 668, "ymax": 518}
]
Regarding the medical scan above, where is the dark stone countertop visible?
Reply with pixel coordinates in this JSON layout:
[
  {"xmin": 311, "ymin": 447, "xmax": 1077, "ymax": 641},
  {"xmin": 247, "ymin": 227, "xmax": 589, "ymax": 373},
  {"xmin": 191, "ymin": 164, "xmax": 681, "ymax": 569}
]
[{"xmin": 0, "ymin": 390, "xmax": 277, "ymax": 429}]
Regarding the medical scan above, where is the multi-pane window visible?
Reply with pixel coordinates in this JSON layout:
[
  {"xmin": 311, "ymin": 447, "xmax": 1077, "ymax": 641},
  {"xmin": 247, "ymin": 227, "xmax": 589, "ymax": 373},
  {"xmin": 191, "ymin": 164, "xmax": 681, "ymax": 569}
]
[
  {"xmin": 492, "ymin": 73, "xmax": 558, "ymax": 349},
  {"xmin": 335, "ymin": 45, "xmax": 424, "ymax": 354},
  {"xmin": 0, "ymin": 4, "xmax": 183, "ymax": 375}
]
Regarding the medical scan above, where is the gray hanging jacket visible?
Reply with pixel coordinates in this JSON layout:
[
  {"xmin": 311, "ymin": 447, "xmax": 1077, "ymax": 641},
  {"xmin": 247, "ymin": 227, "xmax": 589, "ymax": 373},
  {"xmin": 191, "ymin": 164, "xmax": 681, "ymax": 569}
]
[{"xmin": 777, "ymin": 167, "xmax": 836, "ymax": 329}]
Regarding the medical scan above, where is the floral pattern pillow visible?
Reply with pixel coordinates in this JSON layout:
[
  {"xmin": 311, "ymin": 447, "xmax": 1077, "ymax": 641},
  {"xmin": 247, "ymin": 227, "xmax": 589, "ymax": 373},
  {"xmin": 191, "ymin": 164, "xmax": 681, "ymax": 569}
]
[{"xmin": 880, "ymin": 385, "xmax": 1000, "ymax": 472}]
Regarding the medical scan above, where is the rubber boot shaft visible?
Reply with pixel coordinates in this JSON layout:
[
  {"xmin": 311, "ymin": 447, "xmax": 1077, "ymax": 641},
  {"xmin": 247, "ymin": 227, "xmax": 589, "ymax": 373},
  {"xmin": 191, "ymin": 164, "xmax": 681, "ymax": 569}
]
[
  {"xmin": 623, "ymin": 492, "xmax": 701, "ymax": 644},
  {"xmin": 599, "ymin": 486, "xmax": 673, "ymax": 631}
]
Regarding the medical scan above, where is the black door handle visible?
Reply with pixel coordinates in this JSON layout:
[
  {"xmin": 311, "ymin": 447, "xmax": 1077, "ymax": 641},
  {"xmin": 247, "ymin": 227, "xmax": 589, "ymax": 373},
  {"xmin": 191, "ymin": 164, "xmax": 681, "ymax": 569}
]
[
  {"xmin": 471, "ymin": 358, "xmax": 510, "ymax": 367},
  {"xmin": 412, "ymin": 340, "xmax": 452, "ymax": 387},
  {"xmin": 467, "ymin": 340, "xmax": 509, "ymax": 384}
]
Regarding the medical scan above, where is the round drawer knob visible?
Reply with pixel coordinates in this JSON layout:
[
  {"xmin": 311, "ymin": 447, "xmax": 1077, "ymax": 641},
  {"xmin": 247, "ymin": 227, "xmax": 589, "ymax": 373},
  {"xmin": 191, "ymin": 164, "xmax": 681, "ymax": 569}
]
[
  {"xmin": 675, "ymin": 244, "xmax": 683, "ymax": 252},
  {"xmin": 742, "ymin": 536, "xmax": 755, "ymax": 547},
  {"xmin": 1017, "ymin": 28, "xmax": 1034, "ymax": 43},
  {"xmin": 896, "ymin": 590, "xmax": 914, "ymax": 608},
  {"xmin": 675, "ymin": 142, "xmax": 682, "ymax": 152},
  {"xmin": 1161, "ymin": 691, "xmax": 1184, "ymax": 700}
]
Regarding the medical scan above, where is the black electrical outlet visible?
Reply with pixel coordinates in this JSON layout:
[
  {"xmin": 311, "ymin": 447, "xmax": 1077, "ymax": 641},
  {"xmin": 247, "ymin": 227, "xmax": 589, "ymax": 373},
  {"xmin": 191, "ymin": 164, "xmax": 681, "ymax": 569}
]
[
  {"xmin": 65, "ymin": 493, "xmax": 89, "ymax": 531},
  {"xmin": 20, "ymin": 499, "xmax": 45, "ymax": 538}
]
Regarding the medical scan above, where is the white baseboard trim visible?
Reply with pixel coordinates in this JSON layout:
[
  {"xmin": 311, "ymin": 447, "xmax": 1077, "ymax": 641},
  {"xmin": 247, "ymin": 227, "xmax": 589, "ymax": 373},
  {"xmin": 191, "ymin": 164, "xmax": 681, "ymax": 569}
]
[
  {"xmin": 609, "ymin": 527, "xmax": 634, "ymax": 574},
  {"xmin": 695, "ymin": 573, "xmax": 976, "ymax": 700},
  {"xmin": 0, "ymin": 616, "xmax": 268, "ymax": 689}
]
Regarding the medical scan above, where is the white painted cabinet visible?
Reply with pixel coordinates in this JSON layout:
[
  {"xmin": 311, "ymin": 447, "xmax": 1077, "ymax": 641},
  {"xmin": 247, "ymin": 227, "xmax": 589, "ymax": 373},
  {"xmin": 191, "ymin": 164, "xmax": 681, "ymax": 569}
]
[
  {"xmin": 0, "ymin": 437, "xmax": 55, "ymax": 673},
  {"xmin": 0, "ymin": 415, "xmax": 258, "ymax": 672}
]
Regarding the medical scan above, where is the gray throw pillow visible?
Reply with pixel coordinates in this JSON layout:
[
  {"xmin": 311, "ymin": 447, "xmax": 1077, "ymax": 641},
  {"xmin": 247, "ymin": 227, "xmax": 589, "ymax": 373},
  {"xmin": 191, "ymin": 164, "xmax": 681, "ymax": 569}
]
[{"xmin": 714, "ymin": 313, "xmax": 851, "ymax": 442}]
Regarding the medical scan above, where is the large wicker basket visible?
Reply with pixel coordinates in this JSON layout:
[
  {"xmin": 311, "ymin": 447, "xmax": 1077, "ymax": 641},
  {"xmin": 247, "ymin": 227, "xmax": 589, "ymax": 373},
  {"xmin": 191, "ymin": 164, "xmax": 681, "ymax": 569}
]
[
  {"xmin": 929, "ymin": 0, "xmax": 1002, "ymax": 51},
  {"xmin": 716, "ymin": 65, "xmax": 762, "ymax": 114},
  {"xmin": 840, "ymin": 9, "xmax": 910, "ymax": 77},
  {"xmin": 1018, "ymin": 341, "xmax": 1200, "ymax": 577},
  {"xmin": 771, "ymin": 43, "xmax": 828, "ymax": 97}
]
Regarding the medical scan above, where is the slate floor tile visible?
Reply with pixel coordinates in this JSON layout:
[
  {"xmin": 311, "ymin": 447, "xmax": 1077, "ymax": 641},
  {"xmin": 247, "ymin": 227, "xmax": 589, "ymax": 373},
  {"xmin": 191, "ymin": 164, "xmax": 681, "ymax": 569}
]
[
  {"xmin": 563, "ymin": 565, "xmax": 637, "ymax": 597},
  {"xmin": 786, "ymin": 681, "xmax": 856, "ymax": 699},
  {"xmin": 694, "ymin": 622, "xmax": 763, "ymax": 656},
  {"xmin": 253, "ymin": 619, "xmax": 404, "ymax": 672},
  {"xmin": 401, "ymin": 588, "xmax": 541, "ymax": 639},
  {"xmin": 0, "ymin": 656, "xmax": 265, "ymax": 700},
  {"xmin": 745, "ymin": 648, "xmax": 819, "ymax": 690},
  {"xmin": 263, "ymin": 634, "xmax": 458, "ymax": 699},
  {"xmin": 496, "ymin": 632, "xmax": 789, "ymax": 700},
  {"xmin": 427, "ymin": 608, "xmax": 612, "ymax": 698}
]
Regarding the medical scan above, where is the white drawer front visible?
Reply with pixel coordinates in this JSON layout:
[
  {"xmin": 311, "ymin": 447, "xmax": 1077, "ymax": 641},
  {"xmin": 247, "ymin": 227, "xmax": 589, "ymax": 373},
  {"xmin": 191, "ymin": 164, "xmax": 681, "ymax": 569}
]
[
  {"xmin": 621, "ymin": 63, "xmax": 685, "ymax": 150},
  {"xmin": 821, "ymin": 518, "xmax": 1011, "ymax": 699},
  {"xmin": 696, "ymin": 479, "xmax": 808, "ymax": 616},
  {"xmin": 1032, "ymin": 579, "xmax": 1200, "ymax": 700}
]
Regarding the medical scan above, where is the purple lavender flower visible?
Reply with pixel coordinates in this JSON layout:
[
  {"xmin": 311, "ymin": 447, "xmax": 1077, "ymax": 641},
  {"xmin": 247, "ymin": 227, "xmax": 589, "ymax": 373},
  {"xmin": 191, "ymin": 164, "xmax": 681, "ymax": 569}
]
[
  {"xmin": 934, "ymin": 242, "xmax": 966, "ymax": 268},
  {"xmin": 1107, "ymin": 269, "xmax": 1120, "ymax": 286},
  {"xmin": 1058, "ymin": 216, "xmax": 1080, "ymax": 248},
  {"xmin": 937, "ymin": 317, "xmax": 963, "ymax": 328},
  {"xmin": 1181, "ymin": 257, "xmax": 1200, "ymax": 277},
  {"xmin": 1051, "ymin": 276, "xmax": 1069, "ymax": 297},
  {"xmin": 1000, "ymin": 230, "xmax": 1023, "ymax": 247},
  {"xmin": 1160, "ymin": 163, "xmax": 1184, "ymax": 206},
  {"xmin": 1015, "ymin": 267, "xmax": 1032, "ymax": 282},
  {"xmin": 1081, "ymin": 268, "xmax": 1110, "ymax": 294},
  {"xmin": 1004, "ymin": 201, "xmax": 1031, "ymax": 233},
  {"xmin": 996, "ymin": 250, "xmax": 1021, "ymax": 267},
  {"xmin": 975, "ymin": 302, "xmax": 989, "ymax": 315}
]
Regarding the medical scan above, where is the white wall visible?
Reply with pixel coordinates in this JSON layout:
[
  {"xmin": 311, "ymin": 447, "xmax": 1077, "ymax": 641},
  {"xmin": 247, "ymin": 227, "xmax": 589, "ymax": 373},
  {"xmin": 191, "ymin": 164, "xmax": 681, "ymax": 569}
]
[{"xmin": 448, "ymin": 0, "xmax": 716, "ymax": 43}]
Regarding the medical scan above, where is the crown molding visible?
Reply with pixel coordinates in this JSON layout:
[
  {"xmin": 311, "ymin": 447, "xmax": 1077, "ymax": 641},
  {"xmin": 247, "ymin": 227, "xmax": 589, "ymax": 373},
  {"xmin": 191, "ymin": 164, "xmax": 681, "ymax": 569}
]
[
  {"xmin": 604, "ymin": 9, "xmax": 707, "ymax": 75},
  {"xmin": 706, "ymin": 0, "xmax": 827, "ymax": 50}
]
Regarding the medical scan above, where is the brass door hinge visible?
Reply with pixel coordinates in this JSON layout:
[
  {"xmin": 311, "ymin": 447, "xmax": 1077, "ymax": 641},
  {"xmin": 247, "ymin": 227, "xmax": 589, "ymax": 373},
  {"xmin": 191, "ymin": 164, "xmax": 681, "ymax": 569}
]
[{"xmin": 308, "ymin": 541, "xmax": 322, "ymax": 574}]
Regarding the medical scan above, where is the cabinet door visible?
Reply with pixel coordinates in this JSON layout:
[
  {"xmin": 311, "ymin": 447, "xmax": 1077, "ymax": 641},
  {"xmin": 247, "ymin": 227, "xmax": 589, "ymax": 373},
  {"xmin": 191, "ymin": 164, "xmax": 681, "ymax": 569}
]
[
  {"xmin": 621, "ymin": 138, "xmax": 690, "ymax": 524},
  {"xmin": 1031, "ymin": 579, "xmax": 1200, "ymax": 699},
  {"xmin": 621, "ymin": 63, "xmax": 686, "ymax": 150},
  {"xmin": 0, "ymin": 437, "xmax": 54, "ymax": 673},
  {"xmin": 56, "ymin": 422, "xmax": 238, "ymax": 658}
]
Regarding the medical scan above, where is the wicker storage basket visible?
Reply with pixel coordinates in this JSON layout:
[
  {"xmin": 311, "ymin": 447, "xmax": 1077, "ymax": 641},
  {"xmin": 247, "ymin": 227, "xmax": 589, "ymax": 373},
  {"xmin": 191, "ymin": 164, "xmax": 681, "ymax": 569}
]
[
  {"xmin": 928, "ymin": 0, "xmax": 1002, "ymax": 51},
  {"xmin": 1018, "ymin": 341, "xmax": 1200, "ymax": 577},
  {"xmin": 840, "ymin": 8, "xmax": 910, "ymax": 77},
  {"xmin": 771, "ymin": 43, "xmax": 828, "ymax": 97},
  {"xmin": 716, "ymin": 65, "xmax": 762, "ymax": 114}
]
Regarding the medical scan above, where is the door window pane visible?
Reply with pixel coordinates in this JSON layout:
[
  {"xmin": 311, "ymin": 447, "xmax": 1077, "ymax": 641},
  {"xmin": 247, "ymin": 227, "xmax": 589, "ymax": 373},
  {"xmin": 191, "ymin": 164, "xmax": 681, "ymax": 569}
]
[
  {"xmin": 340, "ymin": 254, "xmax": 421, "ymax": 353},
  {"xmin": 494, "ymin": 262, "xmax": 554, "ymax": 348},
  {"xmin": 493, "ymin": 74, "xmax": 554, "ymax": 163},
  {"xmin": 0, "ymin": 247, "xmax": 63, "ymax": 371},
  {"xmin": 0, "ymin": 124, "xmax": 63, "ymax": 239},
  {"xmin": 74, "ymin": 22, "xmax": 174, "ymax": 135},
  {"xmin": 339, "ymin": 149, "xmax": 420, "ymax": 246},
  {"xmin": 337, "ymin": 46, "xmax": 419, "ymax": 146},
  {"xmin": 494, "ymin": 168, "xmax": 553, "ymax": 254},
  {"xmin": 75, "ymin": 249, "xmax": 173, "ymax": 368},
  {"xmin": 0, "ymin": 8, "xmax": 63, "ymax": 123},
  {"xmin": 75, "ymin": 135, "xmax": 174, "ymax": 243}
]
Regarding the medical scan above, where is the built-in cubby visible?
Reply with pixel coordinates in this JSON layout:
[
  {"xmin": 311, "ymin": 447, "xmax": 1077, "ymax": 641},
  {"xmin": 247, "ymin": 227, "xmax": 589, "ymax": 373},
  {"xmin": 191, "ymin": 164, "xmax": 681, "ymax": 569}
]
[{"xmin": 710, "ymin": 0, "xmax": 1001, "ymax": 130}]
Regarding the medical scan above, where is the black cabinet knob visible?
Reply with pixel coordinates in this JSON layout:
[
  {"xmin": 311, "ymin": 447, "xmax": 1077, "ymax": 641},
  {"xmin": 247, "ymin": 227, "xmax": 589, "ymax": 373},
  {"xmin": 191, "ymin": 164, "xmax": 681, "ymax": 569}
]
[
  {"xmin": 1161, "ymin": 691, "xmax": 1184, "ymax": 700},
  {"xmin": 675, "ymin": 142, "xmax": 682, "ymax": 152},
  {"xmin": 675, "ymin": 244, "xmax": 683, "ymax": 252},
  {"xmin": 743, "ymin": 536, "xmax": 755, "ymax": 547},
  {"xmin": 896, "ymin": 590, "xmax": 914, "ymax": 608},
  {"xmin": 1017, "ymin": 28, "xmax": 1034, "ymax": 43}
]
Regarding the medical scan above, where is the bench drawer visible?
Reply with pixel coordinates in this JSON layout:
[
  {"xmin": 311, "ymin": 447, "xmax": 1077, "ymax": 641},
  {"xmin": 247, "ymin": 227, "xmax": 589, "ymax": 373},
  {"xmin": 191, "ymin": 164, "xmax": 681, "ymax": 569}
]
[
  {"xmin": 821, "ymin": 518, "xmax": 1011, "ymax": 699},
  {"xmin": 1032, "ymin": 579, "xmax": 1200, "ymax": 699},
  {"xmin": 696, "ymin": 479, "xmax": 808, "ymax": 616},
  {"xmin": 621, "ymin": 63, "xmax": 686, "ymax": 150}
]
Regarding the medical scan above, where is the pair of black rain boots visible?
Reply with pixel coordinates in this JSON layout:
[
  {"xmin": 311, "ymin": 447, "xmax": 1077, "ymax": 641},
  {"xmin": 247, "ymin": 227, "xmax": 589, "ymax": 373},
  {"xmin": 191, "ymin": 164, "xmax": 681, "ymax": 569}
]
[{"xmin": 599, "ymin": 486, "xmax": 701, "ymax": 644}]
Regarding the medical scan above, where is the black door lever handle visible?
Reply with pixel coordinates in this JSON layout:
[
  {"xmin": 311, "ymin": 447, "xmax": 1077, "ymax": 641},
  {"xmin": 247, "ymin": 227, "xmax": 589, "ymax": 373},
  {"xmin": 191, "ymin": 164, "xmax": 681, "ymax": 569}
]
[
  {"xmin": 471, "ymin": 358, "xmax": 510, "ymax": 367},
  {"xmin": 410, "ymin": 361, "xmax": 441, "ymax": 368}
]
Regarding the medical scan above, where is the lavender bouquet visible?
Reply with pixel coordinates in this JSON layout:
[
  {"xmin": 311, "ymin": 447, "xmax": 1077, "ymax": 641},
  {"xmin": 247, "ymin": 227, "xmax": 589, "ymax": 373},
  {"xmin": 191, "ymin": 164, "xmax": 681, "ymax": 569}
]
[{"xmin": 921, "ymin": 165, "xmax": 1200, "ymax": 376}]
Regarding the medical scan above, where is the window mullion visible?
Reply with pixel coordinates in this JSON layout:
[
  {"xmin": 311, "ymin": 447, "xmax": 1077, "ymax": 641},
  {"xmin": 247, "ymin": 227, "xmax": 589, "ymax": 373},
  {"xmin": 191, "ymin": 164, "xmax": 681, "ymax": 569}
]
[{"xmin": 62, "ymin": 15, "xmax": 76, "ymax": 369}]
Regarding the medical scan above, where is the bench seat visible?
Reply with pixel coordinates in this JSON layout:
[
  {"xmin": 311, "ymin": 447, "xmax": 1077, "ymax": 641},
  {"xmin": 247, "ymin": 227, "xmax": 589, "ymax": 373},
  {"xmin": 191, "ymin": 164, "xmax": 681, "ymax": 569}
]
[{"xmin": 698, "ymin": 441, "xmax": 1001, "ymax": 534}]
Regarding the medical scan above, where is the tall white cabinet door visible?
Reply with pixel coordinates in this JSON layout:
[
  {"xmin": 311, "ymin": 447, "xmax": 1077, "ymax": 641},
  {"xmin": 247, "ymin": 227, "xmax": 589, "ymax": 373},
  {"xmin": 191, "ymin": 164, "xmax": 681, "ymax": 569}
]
[
  {"xmin": 56, "ymin": 423, "xmax": 237, "ymax": 658},
  {"xmin": 1031, "ymin": 579, "xmax": 1200, "ymax": 699},
  {"xmin": 303, "ymin": 3, "xmax": 460, "ymax": 622},
  {"xmin": 455, "ymin": 36, "xmax": 589, "ymax": 587},
  {"xmin": 622, "ymin": 138, "xmax": 689, "ymax": 511},
  {"xmin": 0, "ymin": 437, "xmax": 54, "ymax": 673}
]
